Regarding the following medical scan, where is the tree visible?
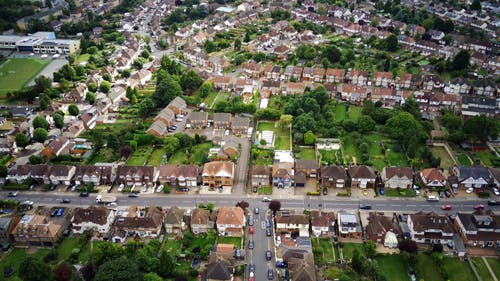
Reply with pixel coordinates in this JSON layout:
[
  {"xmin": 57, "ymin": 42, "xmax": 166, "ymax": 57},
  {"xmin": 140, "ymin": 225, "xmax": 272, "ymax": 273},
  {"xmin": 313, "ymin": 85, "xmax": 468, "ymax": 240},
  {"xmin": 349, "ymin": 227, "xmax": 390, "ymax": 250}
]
[
  {"xmin": 322, "ymin": 45, "xmax": 341, "ymax": 64},
  {"xmin": 19, "ymin": 257, "xmax": 53, "ymax": 281},
  {"xmin": 79, "ymin": 262, "xmax": 95, "ymax": 281},
  {"xmin": 277, "ymin": 114, "xmax": 293, "ymax": 130},
  {"xmin": 138, "ymin": 97, "xmax": 156, "ymax": 118},
  {"xmin": 268, "ymin": 200, "xmax": 281, "ymax": 215},
  {"xmin": 235, "ymin": 201, "xmax": 249, "ymax": 210},
  {"xmin": 144, "ymin": 273, "xmax": 163, "ymax": 281},
  {"xmin": 464, "ymin": 115, "xmax": 500, "ymax": 143},
  {"xmin": 54, "ymin": 113, "xmax": 64, "ymax": 129},
  {"xmin": 120, "ymin": 144, "xmax": 133, "ymax": 159},
  {"xmin": 402, "ymin": 97, "xmax": 421, "ymax": 119},
  {"xmin": 351, "ymin": 249, "xmax": 366, "ymax": 274},
  {"xmin": 34, "ymin": 75, "xmax": 52, "ymax": 94},
  {"xmin": 107, "ymin": 135, "xmax": 120, "ymax": 151},
  {"xmin": 439, "ymin": 110, "xmax": 462, "ymax": 130},
  {"xmin": 99, "ymin": 81, "xmax": 111, "ymax": 93},
  {"xmin": 86, "ymin": 92, "xmax": 96, "ymax": 104},
  {"xmin": 94, "ymin": 257, "xmax": 143, "ymax": 281},
  {"xmin": 244, "ymin": 32, "xmax": 251, "ymax": 42},
  {"xmin": 0, "ymin": 166, "xmax": 7, "ymax": 177},
  {"xmin": 198, "ymin": 82, "xmax": 212, "ymax": 98},
  {"xmin": 180, "ymin": 70, "xmax": 202, "ymax": 93},
  {"xmin": 471, "ymin": 0, "xmax": 481, "ymax": 10},
  {"xmin": 154, "ymin": 72, "xmax": 183, "ymax": 107},
  {"xmin": 33, "ymin": 128, "xmax": 48, "ymax": 143},
  {"xmin": 29, "ymin": 155, "xmax": 44, "ymax": 164},
  {"xmin": 68, "ymin": 104, "xmax": 79, "ymax": 116},
  {"xmin": 357, "ymin": 115, "xmax": 376, "ymax": 133},
  {"xmin": 384, "ymin": 34, "xmax": 399, "ymax": 52},
  {"xmin": 234, "ymin": 38, "xmax": 241, "ymax": 51},
  {"xmin": 364, "ymin": 240, "xmax": 377, "ymax": 258},
  {"xmin": 33, "ymin": 115, "xmax": 49, "ymax": 130},
  {"xmin": 53, "ymin": 262, "xmax": 72, "ymax": 281},
  {"xmin": 452, "ymin": 50, "xmax": 470, "ymax": 71},
  {"xmin": 15, "ymin": 133, "xmax": 30, "ymax": 148},
  {"xmin": 304, "ymin": 130, "xmax": 316, "ymax": 145},
  {"xmin": 398, "ymin": 239, "xmax": 418, "ymax": 254},
  {"xmin": 158, "ymin": 250, "xmax": 175, "ymax": 277}
]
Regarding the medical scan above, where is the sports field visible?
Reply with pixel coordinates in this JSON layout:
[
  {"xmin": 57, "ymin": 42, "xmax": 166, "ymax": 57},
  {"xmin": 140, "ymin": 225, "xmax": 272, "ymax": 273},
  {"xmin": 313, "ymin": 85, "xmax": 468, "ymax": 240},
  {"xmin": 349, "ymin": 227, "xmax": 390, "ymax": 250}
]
[{"xmin": 0, "ymin": 58, "xmax": 50, "ymax": 97}]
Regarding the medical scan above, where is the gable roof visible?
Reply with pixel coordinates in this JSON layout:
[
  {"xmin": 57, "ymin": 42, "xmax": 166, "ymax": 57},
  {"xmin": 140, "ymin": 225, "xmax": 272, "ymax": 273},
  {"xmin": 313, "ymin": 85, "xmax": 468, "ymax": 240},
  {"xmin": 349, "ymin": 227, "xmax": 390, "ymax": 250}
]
[
  {"xmin": 191, "ymin": 208, "xmax": 210, "ymax": 225},
  {"xmin": 296, "ymin": 159, "xmax": 318, "ymax": 170},
  {"xmin": 72, "ymin": 206, "xmax": 111, "ymax": 225},
  {"xmin": 202, "ymin": 161, "xmax": 234, "ymax": 178},
  {"xmin": 365, "ymin": 213, "xmax": 402, "ymax": 237},
  {"xmin": 409, "ymin": 211, "xmax": 453, "ymax": 233},
  {"xmin": 420, "ymin": 168, "xmax": 447, "ymax": 182},
  {"xmin": 349, "ymin": 165, "xmax": 377, "ymax": 179},
  {"xmin": 321, "ymin": 166, "xmax": 347, "ymax": 179},
  {"xmin": 384, "ymin": 166, "xmax": 413, "ymax": 180},
  {"xmin": 165, "ymin": 206, "xmax": 185, "ymax": 225},
  {"xmin": 457, "ymin": 166, "xmax": 491, "ymax": 180},
  {"xmin": 216, "ymin": 207, "xmax": 244, "ymax": 225}
]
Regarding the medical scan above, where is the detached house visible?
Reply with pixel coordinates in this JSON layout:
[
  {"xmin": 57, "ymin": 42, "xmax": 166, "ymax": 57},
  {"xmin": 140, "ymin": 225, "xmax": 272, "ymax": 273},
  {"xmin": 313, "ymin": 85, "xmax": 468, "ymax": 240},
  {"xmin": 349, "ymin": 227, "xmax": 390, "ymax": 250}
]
[
  {"xmin": 202, "ymin": 259, "xmax": 234, "ymax": 281},
  {"xmin": 275, "ymin": 210, "xmax": 310, "ymax": 237},
  {"xmin": 164, "ymin": 206, "xmax": 186, "ymax": 235},
  {"xmin": 321, "ymin": 166, "xmax": 347, "ymax": 188},
  {"xmin": 338, "ymin": 211, "xmax": 362, "ymax": 238},
  {"xmin": 419, "ymin": 168, "xmax": 447, "ymax": 189},
  {"xmin": 408, "ymin": 211, "xmax": 454, "ymax": 245},
  {"xmin": 349, "ymin": 165, "xmax": 377, "ymax": 188},
  {"xmin": 454, "ymin": 212, "xmax": 500, "ymax": 249},
  {"xmin": 43, "ymin": 136, "xmax": 70, "ymax": 157},
  {"xmin": 365, "ymin": 213, "xmax": 402, "ymax": 246},
  {"xmin": 216, "ymin": 207, "xmax": 245, "ymax": 237},
  {"xmin": 295, "ymin": 159, "xmax": 318, "ymax": 178},
  {"xmin": 272, "ymin": 162, "xmax": 293, "ymax": 188},
  {"xmin": 381, "ymin": 167, "xmax": 413, "ymax": 189},
  {"xmin": 71, "ymin": 206, "xmax": 115, "ymax": 235},
  {"xmin": 251, "ymin": 165, "xmax": 270, "ymax": 187},
  {"xmin": 13, "ymin": 214, "xmax": 65, "ymax": 247},
  {"xmin": 112, "ymin": 206, "xmax": 165, "ymax": 243},
  {"xmin": 190, "ymin": 208, "xmax": 212, "ymax": 235},
  {"xmin": 202, "ymin": 161, "xmax": 235, "ymax": 189},
  {"xmin": 310, "ymin": 210, "xmax": 336, "ymax": 237}
]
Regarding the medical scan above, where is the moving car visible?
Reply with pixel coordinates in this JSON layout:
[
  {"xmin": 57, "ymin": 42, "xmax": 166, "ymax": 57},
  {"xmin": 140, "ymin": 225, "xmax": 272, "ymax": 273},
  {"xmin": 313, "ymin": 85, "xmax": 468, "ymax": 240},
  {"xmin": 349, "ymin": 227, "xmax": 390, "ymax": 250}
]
[
  {"xmin": 254, "ymin": 207, "xmax": 259, "ymax": 214},
  {"xmin": 249, "ymin": 226, "xmax": 254, "ymax": 234},
  {"xmin": 267, "ymin": 269, "xmax": 274, "ymax": 280},
  {"xmin": 473, "ymin": 204, "xmax": 484, "ymax": 210},
  {"xmin": 248, "ymin": 240, "xmax": 254, "ymax": 249},
  {"xmin": 265, "ymin": 250, "xmax": 272, "ymax": 261},
  {"xmin": 488, "ymin": 200, "xmax": 500, "ymax": 206},
  {"xmin": 266, "ymin": 228, "xmax": 271, "ymax": 236},
  {"xmin": 128, "ymin": 193, "xmax": 139, "ymax": 198},
  {"xmin": 61, "ymin": 199, "xmax": 71, "ymax": 204},
  {"xmin": 7, "ymin": 191, "xmax": 18, "ymax": 197},
  {"xmin": 440, "ymin": 205, "xmax": 452, "ymax": 211},
  {"xmin": 359, "ymin": 204, "xmax": 372, "ymax": 210},
  {"xmin": 262, "ymin": 197, "xmax": 272, "ymax": 202},
  {"xmin": 493, "ymin": 188, "xmax": 500, "ymax": 196},
  {"xmin": 79, "ymin": 191, "xmax": 89, "ymax": 197}
]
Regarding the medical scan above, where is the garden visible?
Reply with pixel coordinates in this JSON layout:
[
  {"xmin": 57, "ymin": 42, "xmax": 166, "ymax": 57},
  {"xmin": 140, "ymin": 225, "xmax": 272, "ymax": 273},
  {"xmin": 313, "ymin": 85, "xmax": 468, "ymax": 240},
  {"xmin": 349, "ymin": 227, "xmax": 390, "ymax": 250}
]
[{"xmin": 257, "ymin": 121, "xmax": 291, "ymax": 150}]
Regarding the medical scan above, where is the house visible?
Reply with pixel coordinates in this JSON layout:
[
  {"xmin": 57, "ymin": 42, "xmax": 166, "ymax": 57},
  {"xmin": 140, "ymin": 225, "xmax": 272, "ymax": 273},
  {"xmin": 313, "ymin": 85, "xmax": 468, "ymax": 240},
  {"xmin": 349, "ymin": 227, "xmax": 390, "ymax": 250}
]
[
  {"xmin": 202, "ymin": 259, "xmax": 233, "ymax": 281},
  {"xmin": 320, "ymin": 166, "xmax": 347, "ymax": 188},
  {"xmin": 7, "ymin": 164, "xmax": 50, "ymax": 184},
  {"xmin": 129, "ymin": 69, "xmax": 152, "ymax": 87},
  {"xmin": 242, "ymin": 62, "xmax": 261, "ymax": 78},
  {"xmin": 108, "ymin": 85, "xmax": 127, "ymax": 105},
  {"xmin": 398, "ymin": 73, "xmax": 421, "ymax": 89},
  {"xmin": 338, "ymin": 211, "xmax": 362, "ymax": 238},
  {"xmin": 454, "ymin": 212, "xmax": 500, "ymax": 249},
  {"xmin": 370, "ymin": 88, "xmax": 397, "ymax": 108},
  {"xmin": 349, "ymin": 165, "xmax": 377, "ymax": 188},
  {"xmin": 158, "ymin": 165, "xmax": 199, "ymax": 188},
  {"xmin": 444, "ymin": 77, "xmax": 471, "ymax": 95},
  {"xmin": 146, "ymin": 120, "xmax": 168, "ymax": 137},
  {"xmin": 48, "ymin": 165, "xmax": 76, "ymax": 186},
  {"xmin": 115, "ymin": 165, "xmax": 157, "ymax": 186},
  {"xmin": 282, "ymin": 249, "xmax": 316, "ymax": 281},
  {"xmin": 187, "ymin": 111, "xmax": 208, "ymax": 129},
  {"xmin": 213, "ymin": 113, "xmax": 232, "ymax": 129},
  {"xmin": 325, "ymin": 68, "xmax": 345, "ymax": 83},
  {"xmin": 473, "ymin": 78, "xmax": 496, "ymax": 96},
  {"xmin": 216, "ymin": 207, "xmax": 245, "ymax": 237},
  {"xmin": 210, "ymin": 76, "xmax": 233, "ymax": 91},
  {"xmin": 221, "ymin": 140, "xmax": 239, "ymax": 159},
  {"xmin": 112, "ymin": 206, "xmax": 165, "ymax": 243},
  {"xmin": 302, "ymin": 67, "xmax": 314, "ymax": 81},
  {"xmin": 422, "ymin": 74, "xmax": 444, "ymax": 91},
  {"xmin": 489, "ymin": 168, "xmax": 500, "ymax": 188},
  {"xmin": 251, "ymin": 165, "xmax": 270, "ymax": 187},
  {"xmin": 419, "ymin": 168, "xmax": 447, "ymax": 189},
  {"xmin": 313, "ymin": 67, "xmax": 326, "ymax": 83},
  {"xmin": 190, "ymin": 208, "xmax": 212, "ymax": 235},
  {"xmin": 74, "ymin": 165, "xmax": 113, "ymax": 186},
  {"xmin": 272, "ymin": 162, "xmax": 293, "ymax": 188},
  {"xmin": 292, "ymin": 66, "xmax": 303, "ymax": 80},
  {"xmin": 202, "ymin": 161, "xmax": 235, "ymax": 189},
  {"xmin": 80, "ymin": 109, "xmax": 98, "ymax": 130},
  {"xmin": 348, "ymin": 70, "xmax": 369, "ymax": 86},
  {"xmin": 310, "ymin": 210, "xmax": 336, "ymax": 237},
  {"xmin": 64, "ymin": 83, "xmax": 87, "ymax": 103},
  {"xmin": 365, "ymin": 213, "xmax": 402, "ymax": 246},
  {"xmin": 42, "ymin": 136, "xmax": 70, "ymax": 157},
  {"xmin": 167, "ymin": 96, "xmax": 187, "ymax": 115},
  {"xmin": 451, "ymin": 166, "xmax": 491, "ymax": 189},
  {"xmin": 275, "ymin": 210, "xmax": 309, "ymax": 237},
  {"xmin": 71, "ymin": 206, "xmax": 115, "ymax": 235},
  {"xmin": 372, "ymin": 71, "xmax": 393, "ymax": 87},
  {"xmin": 12, "ymin": 214, "xmax": 65, "ymax": 247},
  {"xmin": 0, "ymin": 217, "xmax": 17, "ymax": 243},
  {"xmin": 261, "ymin": 80, "xmax": 281, "ymax": 95},
  {"xmin": 460, "ymin": 95, "xmax": 498, "ymax": 117},
  {"xmin": 339, "ymin": 84, "xmax": 368, "ymax": 103},
  {"xmin": 295, "ymin": 159, "xmax": 318, "ymax": 178},
  {"xmin": 285, "ymin": 82, "xmax": 307, "ymax": 95},
  {"xmin": 164, "ymin": 206, "xmax": 186, "ymax": 235},
  {"xmin": 381, "ymin": 166, "xmax": 413, "ymax": 189},
  {"xmin": 231, "ymin": 117, "xmax": 250, "ymax": 135},
  {"xmin": 407, "ymin": 211, "xmax": 454, "ymax": 245}
]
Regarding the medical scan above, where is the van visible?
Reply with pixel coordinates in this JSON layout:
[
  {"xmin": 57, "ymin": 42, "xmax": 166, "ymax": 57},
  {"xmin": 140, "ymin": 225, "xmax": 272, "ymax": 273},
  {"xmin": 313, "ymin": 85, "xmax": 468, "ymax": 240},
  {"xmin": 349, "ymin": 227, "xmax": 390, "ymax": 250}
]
[{"xmin": 427, "ymin": 195, "xmax": 439, "ymax": 202}]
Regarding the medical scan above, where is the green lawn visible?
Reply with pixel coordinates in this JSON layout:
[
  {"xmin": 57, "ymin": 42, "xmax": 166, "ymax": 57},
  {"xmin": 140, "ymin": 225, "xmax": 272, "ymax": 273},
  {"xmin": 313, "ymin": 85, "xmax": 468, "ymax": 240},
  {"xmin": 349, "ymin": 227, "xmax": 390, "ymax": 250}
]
[
  {"xmin": 474, "ymin": 150, "xmax": 494, "ymax": 167},
  {"xmin": 375, "ymin": 255, "xmax": 411, "ymax": 281},
  {"xmin": 319, "ymin": 149, "xmax": 338, "ymax": 165},
  {"xmin": 430, "ymin": 146, "xmax": 455, "ymax": 170},
  {"xmin": 443, "ymin": 257, "xmax": 477, "ymax": 281},
  {"xmin": 296, "ymin": 148, "xmax": 316, "ymax": 160},
  {"xmin": 147, "ymin": 148, "xmax": 166, "ymax": 166},
  {"xmin": 0, "ymin": 247, "xmax": 50, "ymax": 281},
  {"xmin": 0, "ymin": 58, "xmax": 50, "ymax": 96},
  {"xmin": 347, "ymin": 106, "xmax": 362, "ymax": 121},
  {"xmin": 162, "ymin": 237, "xmax": 182, "ymax": 256},
  {"xmin": 341, "ymin": 243, "xmax": 365, "ymax": 260},
  {"xmin": 257, "ymin": 121, "xmax": 291, "ymax": 150},
  {"xmin": 168, "ymin": 142, "xmax": 212, "ymax": 165},
  {"xmin": 257, "ymin": 121, "xmax": 275, "ymax": 132},
  {"xmin": 57, "ymin": 236, "xmax": 90, "ymax": 264},
  {"xmin": 486, "ymin": 258, "xmax": 500, "ymax": 280},
  {"xmin": 275, "ymin": 135, "xmax": 291, "ymax": 150},
  {"xmin": 457, "ymin": 154, "xmax": 472, "ymax": 165},
  {"xmin": 211, "ymin": 92, "xmax": 230, "ymax": 108},
  {"xmin": 258, "ymin": 186, "xmax": 273, "ymax": 195},
  {"xmin": 168, "ymin": 150, "xmax": 187, "ymax": 164},
  {"xmin": 251, "ymin": 148, "xmax": 274, "ymax": 165},
  {"xmin": 217, "ymin": 237, "xmax": 242, "ymax": 248},
  {"xmin": 415, "ymin": 253, "xmax": 443, "ymax": 281},
  {"xmin": 77, "ymin": 53, "xmax": 90, "ymax": 62},
  {"xmin": 312, "ymin": 238, "xmax": 335, "ymax": 265},
  {"xmin": 127, "ymin": 146, "xmax": 154, "ymax": 166},
  {"xmin": 203, "ymin": 91, "xmax": 218, "ymax": 107},
  {"xmin": 471, "ymin": 257, "xmax": 492, "ymax": 281},
  {"xmin": 335, "ymin": 104, "xmax": 347, "ymax": 123}
]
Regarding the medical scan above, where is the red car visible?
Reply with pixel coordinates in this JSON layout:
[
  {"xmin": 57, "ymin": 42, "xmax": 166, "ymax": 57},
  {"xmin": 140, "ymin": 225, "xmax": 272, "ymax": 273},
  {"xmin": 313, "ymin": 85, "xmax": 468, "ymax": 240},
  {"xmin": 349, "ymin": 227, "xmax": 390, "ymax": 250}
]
[
  {"xmin": 440, "ymin": 205, "xmax": 452, "ymax": 210},
  {"xmin": 473, "ymin": 204, "xmax": 484, "ymax": 210},
  {"xmin": 249, "ymin": 226, "xmax": 254, "ymax": 234}
]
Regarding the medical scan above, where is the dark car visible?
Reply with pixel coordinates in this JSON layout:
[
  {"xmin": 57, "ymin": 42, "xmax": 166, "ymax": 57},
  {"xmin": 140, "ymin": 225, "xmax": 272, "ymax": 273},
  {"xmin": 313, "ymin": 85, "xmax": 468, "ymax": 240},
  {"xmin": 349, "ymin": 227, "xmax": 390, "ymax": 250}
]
[
  {"xmin": 61, "ymin": 199, "xmax": 71, "ymax": 204},
  {"xmin": 265, "ymin": 250, "xmax": 272, "ymax": 261},
  {"xmin": 359, "ymin": 204, "xmax": 372, "ymax": 210},
  {"xmin": 249, "ymin": 264, "xmax": 255, "ymax": 273},
  {"xmin": 445, "ymin": 190, "xmax": 451, "ymax": 198},
  {"xmin": 79, "ymin": 191, "xmax": 89, "ymax": 197},
  {"xmin": 488, "ymin": 200, "xmax": 500, "ymax": 206},
  {"xmin": 248, "ymin": 216, "xmax": 254, "ymax": 226},
  {"xmin": 248, "ymin": 240, "xmax": 254, "ymax": 249},
  {"xmin": 266, "ymin": 228, "xmax": 272, "ymax": 236},
  {"xmin": 7, "ymin": 191, "xmax": 18, "ymax": 197},
  {"xmin": 322, "ymin": 187, "xmax": 328, "ymax": 195},
  {"xmin": 268, "ymin": 269, "xmax": 274, "ymax": 280},
  {"xmin": 128, "ymin": 193, "xmax": 139, "ymax": 198},
  {"xmin": 8, "ymin": 162, "xmax": 16, "ymax": 168},
  {"xmin": 276, "ymin": 261, "xmax": 288, "ymax": 268}
]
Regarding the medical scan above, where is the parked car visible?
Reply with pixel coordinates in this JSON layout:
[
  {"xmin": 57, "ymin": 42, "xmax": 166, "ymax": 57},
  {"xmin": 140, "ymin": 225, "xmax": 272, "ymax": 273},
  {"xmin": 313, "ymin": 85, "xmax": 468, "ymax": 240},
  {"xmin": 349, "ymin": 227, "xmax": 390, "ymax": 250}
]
[
  {"xmin": 359, "ymin": 203, "xmax": 372, "ymax": 210},
  {"xmin": 7, "ymin": 191, "xmax": 18, "ymax": 197},
  {"xmin": 61, "ymin": 199, "xmax": 71, "ymax": 204},
  {"xmin": 249, "ymin": 226, "xmax": 254, "ymax": 234},
  {"xmin": 248, "ymin": 216, "xmax": 254, "ymax": 226},
  {"xmin": 128, "ymin": 193, "xmax": 139, "ymax": 198},
  {"xmin": 439, "ymin": 191, "xmax": 445, "ymax": 198},
  {"xmin": 473, "ymin": 204, "xmax": 484, "ymax": 210},
  {"xmin": 276, "ymin": 261, "xmax": 288, "ymax": 268},
  {"xmin": 466, "ymin": 187, "xmax": 474, "ymax": 193},
  {"xmin": 445, "ymin": 191, "xmax": 451, "ymax": 197},
  {"xmin": 265, "ymin": 250, "xmax": 272, "ymax": 261},
  {"xmin": 440, "ymin": 205, "xmax": 452, "ymax": 211},
  {"xmin": 266, "ymin": 228, "xmax": 272, "ymax": 236},
  {"xmin": 248, "ymin": 240, "xmax": 254, "ymax": 249},
  {"xmin": 254, "ymin": 207, "xmax": 259, "ymax": 214},
  {"xmin": 79, "ymin": 191, "xmax": 89, "ymax": 197},
  {"xmin": 267, "ymin": 269, "xmax": 274, "ymax": 280},
  {"xmin": 493, "ymin": 188, "xmax": 500, "ymax": 196},
  {"xmin": 262, "ymin": 197, "xmax": 272, "ymax": 202},
  {"xmin": 249, "ymin": 264, "xmax": 255, "ymax": 273},
  {"xmin": 488, "ymin": 200, "xmax": 500, "ymax": 206}
]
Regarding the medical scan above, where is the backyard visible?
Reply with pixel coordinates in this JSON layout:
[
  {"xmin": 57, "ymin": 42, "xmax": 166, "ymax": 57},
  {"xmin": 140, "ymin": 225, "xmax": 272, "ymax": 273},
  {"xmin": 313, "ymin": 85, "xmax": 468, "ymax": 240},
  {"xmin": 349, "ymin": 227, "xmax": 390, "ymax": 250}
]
[
  {"xmin": 217, "ymin": 237, "xmax": 242, "ymax": 248},
  {"xmin": 0, "ymin": 248, "xmax": 50, "ymax": 281},
  {"xmin": 312, "ymin": 238, "xmax": 335, "ymax": 266},
  {"xmin": 470, "ymin": 257, "xmax": 492, "ymax": 281},
  {"xmin": 295, "ymin": 147, "xmax": 316, "ymax": 160},
  {"xmin": 430, "ymin": 146, "xmax": 455, "ymax": 170},
  {"xmin": 340, "ymin": 242, "xmax": 365, "ymax": 260},
  {"xmin": 486, "ymin": 258, "xmax": 500, "ymax": 279},
  {"xmin": 375, "ymin": 254, "xmax": 411, "ymax": 281},
  {"xmin": 257, "ymin": 121, "xmax": 291, "ymax": 150},
  {"xmin": 319, "ymin": 149, "xmax": 339, "ymax": 165},
  {"xmin": 0, "ymin": 58, "xmax": 50, "ymax": 97},
  {"xmin": 251, "ymin": 147, "xmax": 274, "ymax": 165},
  {"xmin": 167, "ymin": 142, "xmax": 212, "ymax": 165}
]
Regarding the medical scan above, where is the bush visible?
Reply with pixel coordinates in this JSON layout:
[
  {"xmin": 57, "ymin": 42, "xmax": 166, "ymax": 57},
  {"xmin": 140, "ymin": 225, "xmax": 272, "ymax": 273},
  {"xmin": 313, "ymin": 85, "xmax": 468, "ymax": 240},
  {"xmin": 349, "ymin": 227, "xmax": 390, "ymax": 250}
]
[
  {"xmin": 307, "ymin": 191, "xmax": 321, "ymax": 196},
  {"xmin": 337, "ymin": 191, "xmax": 351, "ymax": 197},
  {"xmin": 44, "ymin": 248, "xmax": 58, "ymax": 262},
  {"xmin": 478, "ymin": 191, "xmax": 490, "ymax": 198}
]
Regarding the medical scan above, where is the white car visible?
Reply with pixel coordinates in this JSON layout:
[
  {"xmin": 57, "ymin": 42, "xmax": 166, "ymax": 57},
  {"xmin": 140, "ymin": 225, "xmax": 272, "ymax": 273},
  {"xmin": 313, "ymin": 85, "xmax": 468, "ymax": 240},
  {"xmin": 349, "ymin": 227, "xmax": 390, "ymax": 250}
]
[
  {"xmin": 225, "ymin": 130, "xmax": 230, "ymax": 136},
  {"xmin": 466, "ymin": 187, "xmax": 474, "ymax": 193},
  {"xmin": 493, "ymin": 188, "xmax": 500, "ymax": 196},
  {"xmin": 262, "ymin": 197, "xmax": 272, "ymax": 202}
]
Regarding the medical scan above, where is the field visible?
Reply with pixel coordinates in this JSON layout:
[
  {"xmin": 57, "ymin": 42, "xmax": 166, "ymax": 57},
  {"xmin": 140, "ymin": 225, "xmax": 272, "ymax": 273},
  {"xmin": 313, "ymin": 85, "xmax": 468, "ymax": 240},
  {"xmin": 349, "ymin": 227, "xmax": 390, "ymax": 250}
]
[
  {"xmin": 430, "ymin": 146, "xmax": 455, "ymax": 170},
  {"xmin": 0, "ymin": 58, "xmax": 50, "ymax": 96}
]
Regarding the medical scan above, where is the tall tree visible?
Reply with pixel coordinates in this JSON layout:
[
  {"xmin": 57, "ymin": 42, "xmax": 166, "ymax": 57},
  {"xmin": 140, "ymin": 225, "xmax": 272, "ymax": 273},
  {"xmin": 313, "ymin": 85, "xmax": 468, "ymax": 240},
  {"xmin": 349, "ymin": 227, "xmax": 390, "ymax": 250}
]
[
  {"xmin": 234, "ymin": 38, "xmax": 241, "ymax": 51},
  {"xmin": 15, "ymin": 133, "xmax": 30, "ymax": 148},
  {"xmin": 180, "ymin": 70, "xmax": 202, "ymax": 93},
  {"xmin": 33, "ymin": 128, "xmax": 48, "ymax": 143},
  {"xmin": 471, "ymin": 0, "xmax": 481, "ymax": 10},
  {"xmin": 68, "ymin": 104, "xmax": 80, "ymax": 116},
  {"xmin": 19, "ymin": 257, "xmax": 53, "ymax": 281},
  {"xmin": 153, "ymin": 72, "xmax": 182, "ymax": 107},
  {"xmin": 384, "ymin": 34, "xmax": 399, "ymax": 52},
  {"xmin": 158, "ymin": 250, "xmax": 175, "ymax": 277},
  {"xmin": 53, "ymin": 262, "xmax": 72, "ymax": 281},
  {"xmin": 94, "ymin": 257, "xmax": 143, "ymax": 281},
  {"xmin": 268, "ymin": 200, "xmax": 281, "ymax": 215},
  {"xmin": 53, "ymin": 113, "xmax": 64, "ymax": 129},
  {"xmin": 463, "ymin": 115, "xmax": 499, "ymax": 143},
  {"xmin": 304, "ymin": 130, "xmax": 316, "ymax": 145},
  {"xmin": 452, "ymin": 50, "xmax": 470, "ymax": 71},
  {"xmin": 33, "ymin": 115, "xmax": 49, "ymax": 130}
]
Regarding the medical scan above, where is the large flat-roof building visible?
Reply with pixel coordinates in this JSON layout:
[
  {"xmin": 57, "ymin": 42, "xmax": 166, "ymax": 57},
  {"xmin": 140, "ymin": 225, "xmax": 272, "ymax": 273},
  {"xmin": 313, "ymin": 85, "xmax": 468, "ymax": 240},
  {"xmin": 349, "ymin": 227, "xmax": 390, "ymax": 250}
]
[{"xmin": 0, "ymin": 32, "xmax": 80, "ymax": 54}]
